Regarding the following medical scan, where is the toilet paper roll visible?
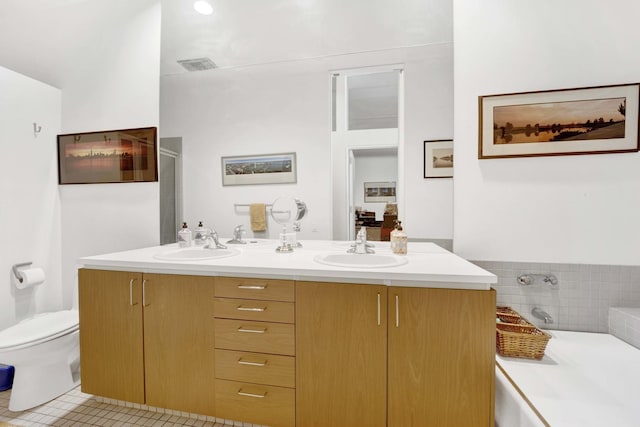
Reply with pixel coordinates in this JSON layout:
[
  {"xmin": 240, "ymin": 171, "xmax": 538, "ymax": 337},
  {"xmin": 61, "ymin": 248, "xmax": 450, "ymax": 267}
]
[{"xmin": 16, "ymin": 268, "xmax": 46, "ymax": 290}]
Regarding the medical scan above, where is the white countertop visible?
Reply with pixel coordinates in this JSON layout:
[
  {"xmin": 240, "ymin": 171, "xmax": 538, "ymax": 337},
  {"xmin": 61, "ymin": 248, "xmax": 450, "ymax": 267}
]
[
  {"xmin": 497, "ymin": 330, "xmax": 640, "ymax": 427},
  {"xmin": 78, "ymin": 239, "xmax": 496, "ymax": 290}
]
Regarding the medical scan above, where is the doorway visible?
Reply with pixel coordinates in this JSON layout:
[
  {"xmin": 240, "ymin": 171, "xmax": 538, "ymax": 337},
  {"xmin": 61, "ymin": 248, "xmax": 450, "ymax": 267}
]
[
  {"xmin": 350, "ymin": 146, "xmax": 398, "ymax": 241},
  {"xmin": 331, "ymin": 65, "xmax": 404, "ymax": 241}
]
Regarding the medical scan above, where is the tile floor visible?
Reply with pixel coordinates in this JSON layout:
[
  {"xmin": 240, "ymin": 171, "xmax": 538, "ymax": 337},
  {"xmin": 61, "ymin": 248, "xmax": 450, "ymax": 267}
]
[{"xmin": 0, "ymin": 386, "xmax": 259, "ymax": 427}]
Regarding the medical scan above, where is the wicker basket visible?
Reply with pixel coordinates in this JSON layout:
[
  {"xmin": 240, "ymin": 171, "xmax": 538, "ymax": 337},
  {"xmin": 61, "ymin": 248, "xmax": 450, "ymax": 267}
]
[
  {"xmin": 496, "ymin": 307, "xmax": 551, "ymax": 360},
  {"xmin": 496, "ymin": 306, "xmax": 524, "ymax": 324}
]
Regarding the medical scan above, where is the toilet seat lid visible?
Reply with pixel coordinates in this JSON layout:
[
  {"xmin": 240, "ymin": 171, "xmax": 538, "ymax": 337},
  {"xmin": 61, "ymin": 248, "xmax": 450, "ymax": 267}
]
[{"xmin": 0, "ymin": 310, "xmax": 79, "ymax": 350}]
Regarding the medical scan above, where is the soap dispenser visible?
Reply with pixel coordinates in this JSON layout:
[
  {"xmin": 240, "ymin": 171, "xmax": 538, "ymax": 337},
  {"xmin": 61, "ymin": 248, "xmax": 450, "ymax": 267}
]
[
  {"xmin": 193, "ymin": 221, "xmax": 207, "ymax": 246},
  {"xmin": 178, "ymin": 222, "xmax": 192, "ymax": 247},
  {"xmin": 390, "ymin": 220, "xmax": 407, "ymax": 255}
]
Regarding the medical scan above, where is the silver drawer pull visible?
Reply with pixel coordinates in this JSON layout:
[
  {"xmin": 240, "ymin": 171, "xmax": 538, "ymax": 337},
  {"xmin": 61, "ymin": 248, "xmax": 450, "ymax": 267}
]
[
  {"xmin": 129, "ymin": 279, "xmax": 136, "ymax": 306},
  {"xmin": 237, "ymin": 326, "xmax": 267, "ymax": 334},
  {"xmin": 238, "ymin": 358, "xmax": 267, "ymax": 367},
  {"xmin": 238, "ymin": 389, "xmax": 267, "ymax": 399},
  {"xmin": 142, "ymin": 279, "xmax": 148, "ymax": 307},
  {"xmin": 237, "ymin": 305, "xmax": 266, "ymax": 312},
  {"xmin": 237, "ymin": 284, "xmax": 267, "ymax": 290}
]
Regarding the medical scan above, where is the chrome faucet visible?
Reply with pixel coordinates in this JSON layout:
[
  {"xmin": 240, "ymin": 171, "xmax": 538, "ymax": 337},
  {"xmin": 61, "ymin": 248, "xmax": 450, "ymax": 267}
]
[
  {"xmin": 227, "ymin": 225, "xmax": 247, "ymax": 244},
  {"xmin": 348, "ymin": 227, "xmax": 375, "ymax": 254},
  {"xmin": 203, "ymin": 229, "xmax": 227, "ymax": 249},
  {"xmin": 531, "ymin": 307, "xmax": 553, "ymax": 324}
]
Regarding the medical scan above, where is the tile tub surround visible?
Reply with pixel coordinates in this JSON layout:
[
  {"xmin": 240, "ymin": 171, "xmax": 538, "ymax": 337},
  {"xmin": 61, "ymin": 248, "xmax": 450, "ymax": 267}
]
[
  {"xmin": 0, "ymin": 386, "xmax": 266, "ymax": 427},
  {"xmin": 609, "ymin": 307, "xmax": 640, "ymax": 348},
  {"xmin": 473, "ymin": 261, "xmax": 640, "ymax": 333}
]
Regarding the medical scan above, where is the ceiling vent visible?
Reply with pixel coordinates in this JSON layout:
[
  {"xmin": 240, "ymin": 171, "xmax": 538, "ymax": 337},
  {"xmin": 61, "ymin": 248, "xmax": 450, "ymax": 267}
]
[{"xmin": 177, "ymin": 57, "xmax": 217, "ymax": 72}]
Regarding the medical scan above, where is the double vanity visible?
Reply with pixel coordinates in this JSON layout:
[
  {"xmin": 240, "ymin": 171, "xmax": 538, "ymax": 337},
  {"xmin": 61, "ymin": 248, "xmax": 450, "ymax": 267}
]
[{"xmin": 77, "ymin": 239, "xmax": 497, "ymax": 427}]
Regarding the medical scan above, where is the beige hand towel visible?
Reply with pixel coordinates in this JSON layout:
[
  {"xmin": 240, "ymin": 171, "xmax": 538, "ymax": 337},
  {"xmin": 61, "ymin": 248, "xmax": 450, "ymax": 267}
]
[{"xmin": 250, "ymin": 203, "xmax": 267, "ymax": 232}]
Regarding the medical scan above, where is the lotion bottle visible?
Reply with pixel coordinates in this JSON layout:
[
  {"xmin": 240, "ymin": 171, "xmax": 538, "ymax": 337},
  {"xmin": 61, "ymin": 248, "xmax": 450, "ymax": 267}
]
[
  {"xmin": 194, "ymin": 221, "xmax": 206, "ymax": 246},
  {"xmin": 178, "ymin": 222, "xmax": 192, "ymax": 247},
  {"xmin": 390, "ymin": 220, "xmax": 407, "ymax": 254}
]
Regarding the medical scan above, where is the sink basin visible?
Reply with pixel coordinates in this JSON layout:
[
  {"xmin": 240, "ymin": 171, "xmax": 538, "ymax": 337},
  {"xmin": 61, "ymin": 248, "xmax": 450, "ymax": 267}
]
[
  {"xmin": 314, "ymin": 253, "xmax": 408, "ymax": 268},
  {"xmin": 154, "ymin": 247, "xmax": 240, "ymax": 261}
]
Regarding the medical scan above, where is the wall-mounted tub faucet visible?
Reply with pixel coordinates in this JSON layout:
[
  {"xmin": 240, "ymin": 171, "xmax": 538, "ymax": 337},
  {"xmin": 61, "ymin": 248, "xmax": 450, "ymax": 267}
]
[
  {"xmin": 532, "ymin": 307, "xmax": 554, "ymax": 324},
  {"xmin": 517, "ymin": 273, "xmax": 558, "ymax": 287}
]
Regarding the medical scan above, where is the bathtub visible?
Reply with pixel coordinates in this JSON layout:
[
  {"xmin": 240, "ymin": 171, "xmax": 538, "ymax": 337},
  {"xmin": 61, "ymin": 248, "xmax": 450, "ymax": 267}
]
[{"xmin": 495, "ymin": 330, "xmax": 640, "ymax": 427}]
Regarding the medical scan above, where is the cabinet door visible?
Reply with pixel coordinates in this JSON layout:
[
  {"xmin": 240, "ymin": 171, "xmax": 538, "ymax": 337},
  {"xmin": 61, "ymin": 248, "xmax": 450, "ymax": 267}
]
[
  {"xmin": 388, "ymin": 287, "xmax": 496, "ymax": 427},
  {"xmin": 296, "ymin": 281, "xmax": 387, "ymax": 427},
  {"xmin": 78, "ymin": 268, "xmax": 145, "ymax": 403},
  {"xmin": 143, "ymin": 274, "xmax": 216, "ymax": 415}
]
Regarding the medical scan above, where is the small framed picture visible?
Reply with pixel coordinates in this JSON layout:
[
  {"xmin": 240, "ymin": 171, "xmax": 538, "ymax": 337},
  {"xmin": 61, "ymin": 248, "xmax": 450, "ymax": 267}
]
[
  {"xmin": 424, "ymin": 140, "xmax": 453, "ymax": 178},
  {"xmin": 364, "ymin": 181, "xmax": 396, "ymax": 203},
  {"xmin": 57, "ymin": 127, "xmax": 157, "ymax": 184},
  {"xmin": 221, "ymin": 152, "xmax": 296, "ymax": 186}
]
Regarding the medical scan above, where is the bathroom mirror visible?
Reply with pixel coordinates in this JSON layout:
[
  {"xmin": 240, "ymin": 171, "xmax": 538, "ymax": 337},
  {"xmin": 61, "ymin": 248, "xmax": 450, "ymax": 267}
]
[
  {"xmin": 331, "ymin": 68, "xmax": 401, "ymax": 241},
  {"xmin": 159, "ymin": 0, "xmax": 453, "ymax": 245}
]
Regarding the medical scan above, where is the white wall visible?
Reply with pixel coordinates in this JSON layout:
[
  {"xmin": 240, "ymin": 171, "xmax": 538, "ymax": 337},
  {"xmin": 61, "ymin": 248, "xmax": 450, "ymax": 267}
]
[
  {"xmin": 0, "ymin": 66, "xmax": 61, "ymax": 329},
  {"xmin": 453, "ymin": 0, "xmax": 640, "ymax": 265},
  {"xmin": 161, "ymin": 43, "xmax": 453, "ymax": 242},
  {"xmin": 60, "ymin": 1, "xmax": 161, "ymax": 307}
]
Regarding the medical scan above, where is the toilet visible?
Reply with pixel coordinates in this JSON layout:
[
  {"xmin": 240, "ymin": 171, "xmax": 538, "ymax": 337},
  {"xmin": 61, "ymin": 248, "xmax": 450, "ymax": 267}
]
[{"xmin": 0, "ymin": 310, "xmax": 80, "ymax": 411}]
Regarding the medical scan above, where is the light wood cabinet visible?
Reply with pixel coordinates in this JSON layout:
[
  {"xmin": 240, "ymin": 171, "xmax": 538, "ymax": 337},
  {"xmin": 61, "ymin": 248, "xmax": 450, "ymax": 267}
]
[
  {"xmin": 78, "ymin": 269, "xmax": 216, "ymax": 415},
  {"xmin": 78, "ymin": 269, "xmax": 145, "ymax": 403},
  {"xmin": 215, "ymin": 276, "xmax": 294, "ymax": 302},
  {"xmin": 296, "ymin": 282, "xmax": 496, "ymax": 427},
  {"xmin": 296, "ymin": 281, "xmax": 388, "ymax": 427},
  {"xmin": 215, "ymin": 349, "xmax": 295, "ymax": 388},
  {"xmin": 214, "ymin": 277, "xmax": 296, "ymax": 427},
  {"xmin": 80, "ymin": 269, "xmax": 494, "ymax": 427},
  {"xmin": 143, "ymin": 273, "xmax": 215, "ymax": 415},
  {"xmin": 215, "ymin": 379, "xmax": 295, "ymax": 427},
  {"xmin": 387, "ymin": 287, "xmax": 496, "ymax": 427}
]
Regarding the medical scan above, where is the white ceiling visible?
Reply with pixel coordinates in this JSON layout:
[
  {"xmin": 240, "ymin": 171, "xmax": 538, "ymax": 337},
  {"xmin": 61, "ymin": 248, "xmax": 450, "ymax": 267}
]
[
  {"xmin": 0, "ymin": 0, "xmax": 452, "ymax": 87},
  {"xmin": 161, "ymin": 0, "xmax": 452, "ymax": 76},
  {"xmin": 0, "ymin": 0, "xmax": 152, "ymax": 88}
]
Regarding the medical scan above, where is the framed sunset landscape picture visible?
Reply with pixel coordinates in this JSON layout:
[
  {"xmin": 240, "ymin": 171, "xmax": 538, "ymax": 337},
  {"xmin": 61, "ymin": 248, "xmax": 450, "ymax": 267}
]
[
  {"xmin": 57, "ymin": 127, "xmax": 157, "ymax": 184},
  {"xmin": 479, "ymin": 83, "xmax": 639, "ymax": 159}
]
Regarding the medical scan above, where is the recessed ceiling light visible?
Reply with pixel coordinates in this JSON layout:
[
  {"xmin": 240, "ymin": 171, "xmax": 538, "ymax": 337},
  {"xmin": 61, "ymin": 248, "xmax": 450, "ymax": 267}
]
[{"xmin": 193, "ymin": 1, "xmax": 213, "ymax": 15}]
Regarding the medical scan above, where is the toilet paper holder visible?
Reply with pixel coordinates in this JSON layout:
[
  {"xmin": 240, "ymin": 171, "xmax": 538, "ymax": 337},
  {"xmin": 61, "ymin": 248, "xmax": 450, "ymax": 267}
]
[{"xmin": 12, "ymin": 262, "xmax": 32, "ymax": 283}]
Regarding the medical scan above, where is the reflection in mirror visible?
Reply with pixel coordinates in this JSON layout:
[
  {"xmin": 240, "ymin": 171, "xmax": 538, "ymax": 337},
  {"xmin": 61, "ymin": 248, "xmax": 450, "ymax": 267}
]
[
  {"xmin": 348, "ymin": 72, "xmax": 399, "ymax": 130},
  {"xmin": 159, "ymin": 1, "xmax": 453, "ymax": 246},
  {"xmin": 353, "ymin": 148, "xmax": 398, "ymax": 241},
  {"xmin": 159, "ymin": 137, "xmax": 183, "ymax": 245},
  {"xmin": 331, "ymin": 67, "xmax": 402, "ymax": 241}
]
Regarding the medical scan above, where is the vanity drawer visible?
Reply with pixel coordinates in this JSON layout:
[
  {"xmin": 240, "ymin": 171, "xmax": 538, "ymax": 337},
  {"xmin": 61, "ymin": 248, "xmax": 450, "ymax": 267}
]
[
  {"xmin": 215, "ymin": 277, "xmax": 294, "ymax": 302},
  {"xmin": 214, "ymin": 319, "xmax": 295, "ymax": 356},
  {"xmin": 214, "ymin": 297, "xmax": 294, "ymax": 324},
  {"xmin": 215, "ymin": 349, "xmax": 295, "ymax": 388},
  {"xmin": 215, "ymin": 379, "xmax": 295, "ymax": 427}
]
